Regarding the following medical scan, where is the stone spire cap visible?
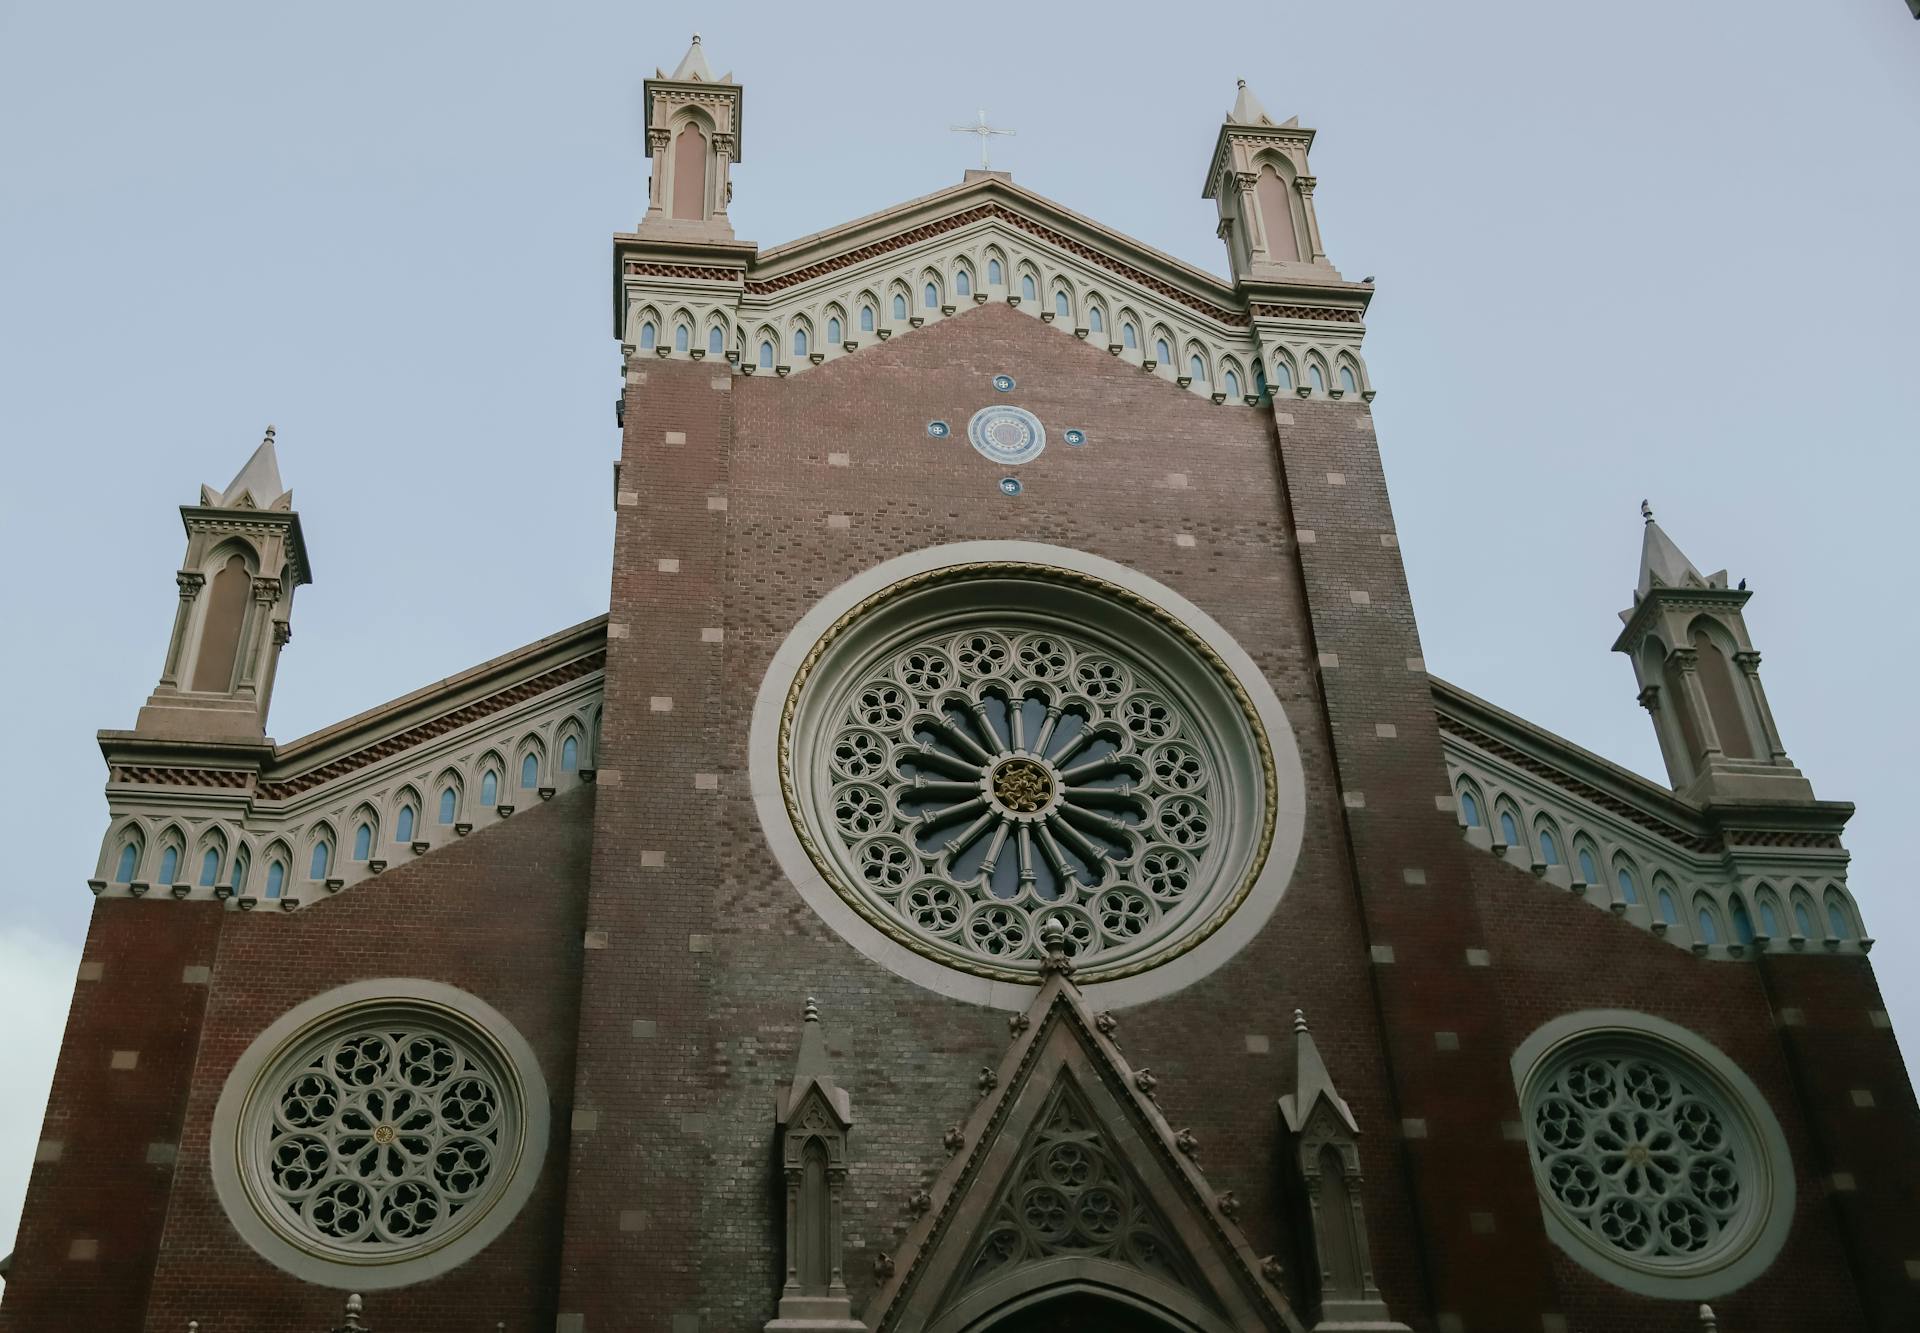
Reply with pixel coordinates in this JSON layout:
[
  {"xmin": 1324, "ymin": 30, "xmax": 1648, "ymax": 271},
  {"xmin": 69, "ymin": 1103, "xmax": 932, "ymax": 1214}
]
[
  {"xmin": 660, "ymin": 33, "xmax": 730, "ymax": 83},
  {"xmin": 1635, "ymin": 502, "xmax": 1711, "ymax": 600},
  {"xmin": 1278, "ymin": 1009, "xmax": 1359, "ymax": 1136},
  {"xmin": 1229, "ymin": 78, "xmax": 1275, "ymax": 126},
  {"xmin": 779, "ymin": 997, "xmax": 852, "ymax": 1125},
  {"xmin": 202, "ymin": 425, "xmax": 292, "ymax": 511}
]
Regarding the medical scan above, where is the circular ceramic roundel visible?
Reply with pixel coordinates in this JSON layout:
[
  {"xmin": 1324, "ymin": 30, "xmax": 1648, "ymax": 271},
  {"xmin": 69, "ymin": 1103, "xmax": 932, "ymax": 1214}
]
[
  {"xmin": 779, "ymin": 563, "xmax": 1279, "ymax": 988},
  {"xmin": 968, "ymin": 405, "xmax": 1046, "ymax": 466},
  {"xmin": 210, "ymin": 981, "xmax": 548, "ymax": 1290}
]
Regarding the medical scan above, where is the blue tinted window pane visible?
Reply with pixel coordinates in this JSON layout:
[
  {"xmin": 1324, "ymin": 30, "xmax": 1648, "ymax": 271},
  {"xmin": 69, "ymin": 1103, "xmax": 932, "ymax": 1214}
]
[
  {"xmin": 231, "ymin": 853, "xmax": 249, "ymax": 891},
  {"xmin": 1578, "ymin": 850, "xmax": 1597, "ymax": 883},
  {"xmin": 1054, "ymin": 291, "xmax": 1069, "ymax": 317},
  {"xmin": 1459, "ymin": 791, "xmax": 1481, "ymax": 826},
  {"xmin": 1274, "ymin": 361, "xmax": 1292, "ymax": 390},
  {"xmin": 353, "ymin": 823, "xmax": 372, "ymax": 860},
  {"xmin": 1794, "ymin": 901, "xmax": 1814, "ymax": 936},
  {"xmin": 759, "ymin": 341, "xmax": 773, "ymax": 368},
  {"xmin": 639, "ymin": 323, "xmax": 656, "ymax": 349},
  {"xmin": 1123, "ymin": 324, "xmax": 1137, "ymax": 348},
  {"xmin": 1539, "ymin": 830, "xmax": 1560, "ymax": 865},
  {"xmin": 793, "ymin": 329, "xmax": 808, "ymax": 357},
  {"xmin": 1340, "ymin": 365, "xmax": 1358, "ymax": 393},
  {"xmin": 674, "ymin": 324, "xmax": 689, "ymax": 352},
  {"xmin": 925, "ymin": 283, "xmax": 938, "ymax": 308},
  {"xmin": 1310, "ymin": 364, "xmax": 1326, "ymax": 392},
  {"xmin": 1731, "ymin": 900, "xmax": 1755, "ymax": 944},
  {"xmin": 310, "ymin": 843, "xmax": 330, "ymax": 880},
  {"xmin": 562, "ymin": 737, "xmax": 579, "ymax": 771},
  {"xmin": 1021, "ymin": 275, "xmax": 1036, "ymax": 300},
  {"xmin": 439, "ymin": 788, "xmax": 456, "ymax": 823},
  {"xmin": 1254, "ymin": 363, "xmax": 1267, "ymax": 396},
  {"xmin": 1499, "ymin": 811, "xmax": 1519, "ymax": 845},
  {"xmin": 860, "ymin": 306, "xmax": 874, "ymax": 331},
  {"xmin": 1224, "ymin": 371, "xmax": 1240, "ymax": 398},
  {"xmin": 1697, "ymin": 908, "xmax": 1718, "ymax": 944},
  {"xmin": 827, "ymin": 317, "xmax": 841, "ymax": 343},
  {"xmin": 200, "ymin": 848, "xmax": 221, "ymax": 886},
  {"xmin": 266, "ymin": 862, "xmax": 285, "ymax": 898},
  {"xmin": 955, "ymin": 271, "xmax": 970, "ymax": 296},
  {"xmin": 396, "ymin": 805, "xmax": 415, "ymax": 842},
  {"xmin": 1089, "ymin": 307, "xmax": 1103, "ymax": 332},
  {"xmin": 158, "ymin": 846, "xmax": 179, "ymax": 885},
  {"xmin": 892, "ymin": 294, "xmax": 907, "ymax": 319},
  {"xmin": 1189, "ymin": 355, "xmax": 1205, "ymax": 381},
  {"xmin": 987, "ymin": 259, "xmax": 1002, "ymax": 283},
  {"xmin": 1759, "ymin": 900, "xmax": 1778, "ymax": 935},
  {"xmin": 521, "ymin": 754, "xmax": 539, "ymax": 788},
  {"xmin": 115, "ymin": 843, "xmax": 137, "ymax": 882},
  {"xmin": 1617, "ymin": 868, "xmax": 1639, "ymax": 903},
  {"xmin": 1155, "ymin": 340, "xmax": 1171, "ymax": 363},
  {"xmin": 1827, "ymin": 901, "xmax": 1848, "ymax": 938},
  {"xmin": 708, "ymin": 326, "xmax": 723, "ymax": 355},
  {"xmin": 480, "ymin": 771, "xmax": 498, "ymax": 805}
]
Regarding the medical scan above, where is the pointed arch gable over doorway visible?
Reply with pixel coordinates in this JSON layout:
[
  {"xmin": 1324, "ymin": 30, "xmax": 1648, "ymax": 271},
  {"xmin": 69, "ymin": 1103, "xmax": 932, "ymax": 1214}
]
[{"xmin": 867, "ymin": 949, "xmax": 1301, "ymax": 1333}]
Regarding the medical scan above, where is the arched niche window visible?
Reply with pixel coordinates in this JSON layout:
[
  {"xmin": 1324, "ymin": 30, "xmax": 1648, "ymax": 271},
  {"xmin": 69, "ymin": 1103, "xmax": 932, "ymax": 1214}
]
[
  {"xmin": 1537, "ymin": 825, "xmax": 1561, "ymax": 867},
  {"xmin": 113, "ymin": 837, "xmax": 140, "ymax": 883},
  {"xmin": 1729, "ymin": 895, "xmax": 1756, "ymax": 945},
  {"xmin": 561, "ymin": 736, "xmax": 580, "ymax": 772},
  {"xmin": 924, "ymin": 282, "xmax": 939, "ymax": 309},
  {"xmin": 708, "ymin": 325, "xmax": 724, "ymax": 356},
  {"xmin": 1339, "ymin": 364, "xmax": 1358, "ymax": 395},
  {"xmin": 1154, "ymin": 338, "xmax": 1172, "ymax": 364},
  {"xmin": 792, "ymin": 327, "xmax": 809, "ymax": 358},
  {"xmin": 826, "ymin": 315, "xmax": 842, "ymax": 344},
  {"xmin": 265, "ymin": 858, "xmax": 287, "ymax": 899},
  {"xmin": 759, "ymin": 341, "xmax": 774, "ymax": 369},
  {"xmin": 1122, "ymin": 322, "xmax": 1138, "ymax": 349},
  {"xmin": 520, "ymin": 753, "xmax": 540, "ymax": 789},
  {"xmin": 1309, "ymin": 363, "xmax": 1327, "ymax": 394},
  {"xmin": 671, "ymin": 122, "xmax": 708, "ymax": 220},
  {"xmin": 230, "ymin": 847, "xmax": 250, "ymax": 893},
  {"xmin": 1188, "ymin": 354, "xmax": 1206, "ymax": 382},
  {"xmin": 987, "ymin": 257, "xmax": 1003, "ymax": 285},
  {"xmin": 395, "ymin": 803, "xmax": 416, "ymax": 844},
  {"xmin": 1273, "ymin": 358, "xmax": 1294, "ymax": 392},
  {"xmin": 352, "ymin": 822, "xmax": 373, "ymax": 861},
  {"xmin": 1021, "ymin": 274, "xmax": 1037, "ymax": 301},
  {"xmin": 1256, "ymin": 164, "xmax": 1300, "ymax": 262},
  {"xmin": 200, "ymin": 846, "xmax": 222, "ymax": 886},
  {"xmin": 1692, "ymin": 628, "xmax": 1756, "ymax": 760},
  {"xmin": 954, "ymin": 268, "xmax": 971, "ymax": 298},
  {"xmin": 1695, "ymin": 899, "xmax": 1721, "ymax": 946},
  {"xmin": 1575, "ymin": 844, "xmax": 1598, "ymax": 886},
  {"xmin": 1614, "ymin": 861, "xmax": 1641, "ymax": 905},
  {"xmin": 192, "ymin": 552, "xmax": 253, "ymax": 693},
  {"xmin": 1825, "ymin": 894, "xmax": 1851, "ymax": 940},
  {"xmin": 674, "ymin": 323, "xmax": 690, "ymax": 353},
  {"xmin": 892, "ymin": 293, "xmax": 908, "ymax": 320},
  {"xmin": 1755, "ymin": 891, "xmax": 1781, "ymax": 937},
  {"xmin": 480, "ymin": 769, "xmax": 499, "ymax": 806},
  {"xmin": 1497, "ymin": 807, "xmax": 1520, "ymax": 847},
  {"xmin": 157, "ymin": 841, "xmax": 181, "ymax": 886},
  {"xmin": 638, "ymin": 322, "xmax": 657, "ymax": 350},
  {"xmin": 1458, "ymin": 787, "xmax": 1483, "ymax": 827},
  {"xmin": 1791, "ymin": 893, "xmax": 1815, "ymax": 938},
  {"xmin": 309, "ymin": 839, "xmax": 331, "ymax": 881},
  {"xmin": 1253, "ymin": 361, "xmax": 1268, "ymax": 398},
  {"xmin": 1054, "ymin": 290, "xmax": 1070, "ymax": 318},
  {"xmin": 1223, "ymin": 368, "xmax": 1241, "ymax": 399},
  {"xmin": 859, "ymin": 305, "xmax": 875, "ymax": 332},
  {"xmin": 1088, "ymin": 305, "xmax": 1104, "ymax": 333},
  {"xmin": 438, "ymin": 787, "xmax": 458, "ymax": 824}
]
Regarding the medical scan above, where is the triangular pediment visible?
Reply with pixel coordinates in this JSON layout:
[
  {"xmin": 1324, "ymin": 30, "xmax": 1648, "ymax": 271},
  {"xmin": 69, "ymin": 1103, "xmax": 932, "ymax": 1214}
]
[{"xmin": 868, "ymin": 970, "xmax": 1300, "ymax": 1333}]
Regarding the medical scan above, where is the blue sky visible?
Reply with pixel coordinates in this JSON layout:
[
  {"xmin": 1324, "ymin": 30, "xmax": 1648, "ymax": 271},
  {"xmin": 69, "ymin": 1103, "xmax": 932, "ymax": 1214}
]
[{"xmin": 2, "ymin": 0, "xmax": 1915, "ymax": 1261}]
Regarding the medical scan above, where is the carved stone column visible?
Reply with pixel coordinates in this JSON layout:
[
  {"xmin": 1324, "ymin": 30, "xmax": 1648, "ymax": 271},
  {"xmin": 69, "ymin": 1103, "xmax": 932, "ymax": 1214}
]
[
  {"xmin": 1295, "ymin": 175, "xmax": 1328, "ymax": 263},
  {"xmin": 159, "ymin": 570, "xmax": 205, "ymax": 687},
  {"xmin": 1733, "ymin": 651, "xmax": 1792, "ymax": 763},
  {"xmin": 1669, "ymin": 647, "xmax": 1724, "ymax": 760},
  {"xmin": 234, "ymin": 575, "xmax": 282, "ymax": 699}
]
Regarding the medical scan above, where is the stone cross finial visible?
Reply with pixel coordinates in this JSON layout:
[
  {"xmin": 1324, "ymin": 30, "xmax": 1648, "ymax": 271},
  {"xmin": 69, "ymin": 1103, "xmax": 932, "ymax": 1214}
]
[{"xmin": 1641, "ymin": 498, "xmax": 1654, "ymax": 524}]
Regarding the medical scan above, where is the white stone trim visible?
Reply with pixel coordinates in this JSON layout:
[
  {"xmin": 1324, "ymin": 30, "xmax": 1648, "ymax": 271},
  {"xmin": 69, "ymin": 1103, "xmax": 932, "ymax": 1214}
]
[
  {"xmin": 1509, "ymin": 1009, "xmax": 1796, "ymax": 1301},
  {"xmin": 208, "ymin": 978, "xmax": 550, "ymax": 1290},
  {"xmin": 749, "ymin": 541, "xmax": 1307, "ymax": 1011}
]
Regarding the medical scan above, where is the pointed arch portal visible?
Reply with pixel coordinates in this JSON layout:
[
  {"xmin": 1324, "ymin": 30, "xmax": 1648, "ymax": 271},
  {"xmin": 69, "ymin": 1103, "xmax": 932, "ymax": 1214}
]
[{"xmin": 981, "ymin": 1290, "xmax": 1195, "ymax": 1332}]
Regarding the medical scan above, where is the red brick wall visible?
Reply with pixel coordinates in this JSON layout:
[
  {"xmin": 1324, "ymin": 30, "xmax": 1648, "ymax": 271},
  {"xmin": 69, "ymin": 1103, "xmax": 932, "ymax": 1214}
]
[
  {"xmin": 0, "ymin": 899, "xmax": 222, "ymax": 1333},
  {"xmin": 124, "ymin": 787, "xmax": 592, "ymax": 1333}
]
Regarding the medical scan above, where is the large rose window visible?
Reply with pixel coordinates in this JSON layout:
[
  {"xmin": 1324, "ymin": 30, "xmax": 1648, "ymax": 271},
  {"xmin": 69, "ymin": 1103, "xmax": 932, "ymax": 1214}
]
[{"xmin": 782, "ymin": 564, "xmax": 1275, "ymax": 985}]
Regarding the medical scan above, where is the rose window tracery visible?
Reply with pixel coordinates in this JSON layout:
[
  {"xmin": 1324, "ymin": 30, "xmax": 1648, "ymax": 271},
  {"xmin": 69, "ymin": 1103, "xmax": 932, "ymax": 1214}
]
[
  {"xmin": 782, "ymin": 565, "xmax": 1276, "ymax": 986},
  {"xmin": 1525, "ymin": 1041, "xmax": 1761, "ymax": 1273}
]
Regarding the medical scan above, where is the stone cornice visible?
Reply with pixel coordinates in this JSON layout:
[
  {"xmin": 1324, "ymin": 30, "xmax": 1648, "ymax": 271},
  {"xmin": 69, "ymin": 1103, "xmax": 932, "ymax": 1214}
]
[
  {"xmin": 178, "ymin": 505, "xmax": 313, "ymax": 586},
  {"xmin": 1611, "ymin": 585, "xmax": 1752, "ymax": 655}
]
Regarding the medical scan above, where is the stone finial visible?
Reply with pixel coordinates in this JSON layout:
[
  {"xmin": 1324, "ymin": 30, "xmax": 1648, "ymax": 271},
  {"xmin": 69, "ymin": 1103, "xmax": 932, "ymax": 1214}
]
[
  {"xmin": 804, "ymin": 996, "xmax": 820, "ymax": 1024},
  {"xmin": 1641, "ymin": 498, "xmax": 1654, "ymax": 524},
  {"xmin": 1698, "ymin": 1305, "xmax": 1718, "ymax": 1333},
  {"xmin": 335, "ymin": 1292, "xmax": 367, "ymax": 1333},
  {"xmin": 1293, "ymin": 1007, "xmax": 1310, "ymax": 1034},
  {"xmin": 1038, "ymin": 923, "xmax": 1075, "ymax": 976}
]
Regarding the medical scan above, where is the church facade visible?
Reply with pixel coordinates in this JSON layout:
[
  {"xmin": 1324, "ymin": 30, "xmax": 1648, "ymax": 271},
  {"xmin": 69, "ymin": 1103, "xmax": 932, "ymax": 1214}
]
[{"xmin": 5, "ymin": 37, "xmax": 1918, "ymax": 1333}]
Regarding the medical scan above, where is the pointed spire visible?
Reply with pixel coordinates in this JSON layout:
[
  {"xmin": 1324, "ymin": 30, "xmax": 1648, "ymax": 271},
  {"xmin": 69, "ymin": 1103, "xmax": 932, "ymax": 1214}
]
[
  {"xmin": 779, "ymin": 997, "xmax": 851, "ymax": 1125},
  {"xmin": 1278, "ymin": 1009, "xmax": 1360, "ymax": 1135},
  {"xmin": 1635, "ymin": 500, "xmax": 1706, "ymax": 600},
  {"xmin": 1228, "ymin": 78, "xmax": 1274, "ymax": 126},
  {"xmin": 666, "ymin": 32, "xmax": 719, "ymax": 83},
  {"xmin": 203, "ymin": 424, "xmax": 291, "ymax": 511}
]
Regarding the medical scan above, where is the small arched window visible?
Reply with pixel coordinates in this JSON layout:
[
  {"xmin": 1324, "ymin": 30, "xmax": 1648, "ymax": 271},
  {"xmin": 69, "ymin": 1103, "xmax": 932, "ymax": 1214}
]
[
  {"xmin": 1498, "ymin": 809, "xmax": 1520, "ymax": 846},
  {"xmin": 521, "ymin": 754, "xmax": 540, "ymax": 789},
  {"xmin": 1696, "ymin": 905, "xmax": 1720, "ymax": 946},
  {"xmin": 1189, "ymin": 355, "xmax": 1206, "ymax": 382},
  {"xmin": 924, "ymin": 282, "xmax": 939, "ymax": 309},
  {"xmin": 1089, "ymin": 306, "xmax": 1104, "ymax": 333},
  {"xmin": 231, "ymin": 848, "xmax": 250, "ymax": 893},
  {"xmin": 438, "ymin": 787, "xmax": 457, "ymax": 824},
  {"xmin": 309, "ymin": 841, "xmax": 331, "ymax": 881},
  {"xmin": 1459, "ymin": 790, "xmax": 1482, "ymax": 827},
  {"xmin": 1123, "ymin": 323, "xmax": 1138, "ymax": 349},
  {"xmin": 1757, "ymin": 896, "xmax": 1780, "ymax": 937},
  {"xmin": 562, "ymin": 736, "xmax": 579, "ymax": 772},
  {"xmin": 158, "ymin": 845, "xmax": 180, "ymax": 885},
  {"xmin": 674, "ymin": 324, "xmax": 689, "ymax": 353},
  {"xmin": 480, "ymin": 770, "xmax": 499, "ymax": 806},
  {"xmin": 708, "ymin": 326, "xmax": 724, "ymax": 355},
  {"xmin": 1616, "ymin": 865, "xmax": 1640, "ymax": 905},
  {"xmin": 759, "ymin": 341, "xmax": 774, "ymax": 369},
  {"xmin": 793, "ymin": 328, "xmax": 808, "ymax": 358},
  {"xmin": 1793, "ymin": 898, "xmax": 1815, "ymax": 937},
  {"xmin": 266, "ymin": 860, "xmax": 286, "ymax": 899},
  {"xmin": 1538, "ymin": 828, "xmax": 1560, "ymax": 866},
  {"xmin": 987, "ymin": 258, "xmax": 1003, "ymax": 284},
  {"xmin": 1254, "ymin": 362, "xmax": 1268, "ymax": 398},
  {"xmin": 955, "ymin": 269, "xmax": 971, "ymax": 297},
  {"xmin": 1149, "ymin": 338, "xmax": 1169, "ymax": 363},
  {"xmin": 1310, "ymin": 364, "xmax": 1327, "ymax": 394},
  {"xmin": 639, "ymin": 322, "xmax": 656, "ymax": 350},
  {"xmin": 1340, "ymin": 365, "xmax": 1358, "ymax": 394},
  {"xmin": 1577, "ymin": 847, "xmax": 1598, "ymax": 884},
  {"xmin": 1021, "ymin": 274, "xmax": 1037, "ymax": 301},
  {"xmin": 1826, "ymin": 897, "xmax": 1850, "ymax": 939},
  {"xmin": 827, "ymin": 316, "xmax": 842, "ymax": 344},
  {"xmin": 1054, "ymin": 291, "xmax": 1070, "ymax": 318},
  {"xmin": 395, "ymin": 804, "xmax": 416, "ymax": 843},
  {"xmin": 1273, "ymin": 360, "xmax": 1293, "ymax": 391},
  {"xmin": 860, "ymin": 305, "xmax": 875, "ymax": 332},
  {"xmin": 200, "ymin": 847, "xmax": 221, "ymax": 886},
  {"xmin": 1655, "ymin": 883, "xmax": 1678, "ymax": 922},
  {"xmin": 1224, "ymin": 369, "xmax": 1241, "ymax": 399},
  {"xmin": 353, "ymin": 823, "xmax": 372, "ymax": 860},
  {"xmin": 1730, "ymin": 896, "xmax": 1755, "ymax": 945},
  {"xmin": 114, "ymin": 842, "xmax": 138, "ymax": 883},
  {"xmin": 892, "ymin": 293, "xmax": 907, "ymax": 320}
]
